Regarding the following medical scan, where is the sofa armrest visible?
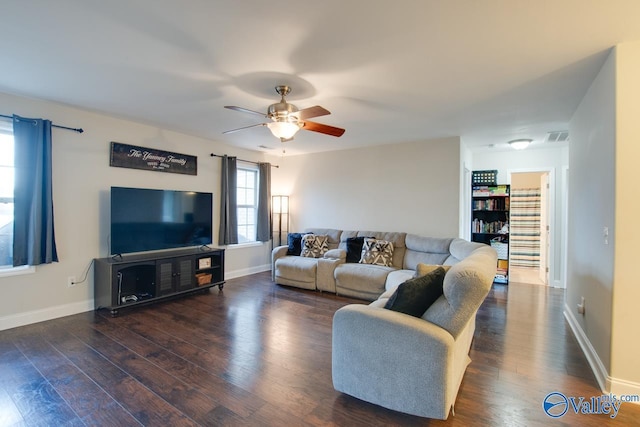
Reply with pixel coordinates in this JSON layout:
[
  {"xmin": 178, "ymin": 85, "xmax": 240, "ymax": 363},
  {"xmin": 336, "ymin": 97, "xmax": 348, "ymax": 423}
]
[
  {"xmin": 332, "ymin": 304, "xmax": 455, "ymax": 419},
  {"xmin": 318, "ymin": 249, "xmax": 346, "ymax": 292},
  {"xmin": 324, "ymin": 248, "xmax": 346, "ymax": 260},
  {"xmin": 271, "ymin": 245, "xmax": 289, "ymax": 281},
  {"xmin": 317, "ymin": 256, "xmax": 345, "ymax": 293}
]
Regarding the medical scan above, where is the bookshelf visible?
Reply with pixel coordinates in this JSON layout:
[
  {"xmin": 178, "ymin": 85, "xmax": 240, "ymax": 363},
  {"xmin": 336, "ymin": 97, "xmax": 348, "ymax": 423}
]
[{"xmin": 471, "ymin": 184, "xmax": 510, "ymax": 284}]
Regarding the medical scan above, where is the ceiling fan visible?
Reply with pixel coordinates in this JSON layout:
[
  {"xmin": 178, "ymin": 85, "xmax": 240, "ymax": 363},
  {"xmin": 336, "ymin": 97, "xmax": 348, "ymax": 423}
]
[{"xmin": 223, "ymin": 85, "xmax": 345, "ymax": 142}]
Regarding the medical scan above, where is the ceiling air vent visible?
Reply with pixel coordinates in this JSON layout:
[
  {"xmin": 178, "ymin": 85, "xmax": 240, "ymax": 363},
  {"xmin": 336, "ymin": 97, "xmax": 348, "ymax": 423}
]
[{"xmin": 546, "ymin": 131, "xmax": 569, "ymax": 143}]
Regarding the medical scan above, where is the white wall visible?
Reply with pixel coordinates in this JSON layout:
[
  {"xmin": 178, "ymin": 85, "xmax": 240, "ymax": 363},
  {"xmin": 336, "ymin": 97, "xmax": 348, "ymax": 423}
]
[
  {"xmin": 0, "ymin": 91, "xmax": 278, "ymax": 330},
  {"xmin": 460, "ymin": 144, "xmax": 473, "ymax": 240},
  {"xmin": 273, "ymin": 137, "xmax": 462, "ymax": 237},
  {"xmin": 566, "ymin": 43, "xmax": 640, "ymax": 396},
  {"xmin": 611, "ymin": 41, "xmax": 640, "ymax": 395},
  {"xmin": 567, "ymin": 47, "xmax": 615, "ymax": 387},
  {"xmin": 471, "ymin": 146, "xmax": 568, "ymax": 287}
]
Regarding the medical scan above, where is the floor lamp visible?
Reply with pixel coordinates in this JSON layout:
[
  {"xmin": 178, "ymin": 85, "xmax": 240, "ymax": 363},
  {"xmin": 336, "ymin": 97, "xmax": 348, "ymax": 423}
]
[{"xmin": 272, "ymin": 195, "xmax": 289, "ymax": 247}]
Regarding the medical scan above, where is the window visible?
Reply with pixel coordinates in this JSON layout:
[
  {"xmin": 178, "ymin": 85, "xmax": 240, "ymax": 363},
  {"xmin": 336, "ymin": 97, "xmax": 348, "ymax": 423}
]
[
  {"xmin": 0, "ymin": 128, "xmax": 14, "ymax": 268},
  {"xmin": 236, "ymin": 164, "xmax": 259, "ymax": 243}
]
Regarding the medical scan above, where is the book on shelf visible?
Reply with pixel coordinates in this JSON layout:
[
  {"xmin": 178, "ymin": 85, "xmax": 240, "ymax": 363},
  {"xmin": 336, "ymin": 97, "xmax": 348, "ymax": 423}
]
[
  {"xmin": 491, "ymin": 185, "xmax": 509, "ymax": 196},
  {"xmin": 472, "ymin": 187, "xmax": 491, "ymax": 197},
  {"xmin": 472, "ymin": 218, "xmax": 507, "ymax": 234},
  {"xmin": 472, "ymin": 185, "xmax": 510, "ymax": 197},
  {"xmin": 473, "ymin": 198, "xmax": 507, "ymax": 211}
]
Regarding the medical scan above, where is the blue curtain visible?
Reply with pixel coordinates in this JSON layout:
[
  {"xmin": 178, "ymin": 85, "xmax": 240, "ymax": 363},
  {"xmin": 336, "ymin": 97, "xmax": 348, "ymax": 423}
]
[
  {"xmin": 12, "ymin": 115, "xmax": 58, "ymax": 266},
  {"xmin": 218, "ymin": 155, "xmax": 238, "ymax": 245},
  {"xmin": 256, "ymin": 162, "xmax": 271, "ymax": 242}
]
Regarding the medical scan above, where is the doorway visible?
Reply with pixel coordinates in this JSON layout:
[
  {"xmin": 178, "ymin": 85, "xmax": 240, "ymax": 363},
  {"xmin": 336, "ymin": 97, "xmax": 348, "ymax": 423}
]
[{"xmin": 509, "ymin": 171, "xmax": 550, "ymax": 286}]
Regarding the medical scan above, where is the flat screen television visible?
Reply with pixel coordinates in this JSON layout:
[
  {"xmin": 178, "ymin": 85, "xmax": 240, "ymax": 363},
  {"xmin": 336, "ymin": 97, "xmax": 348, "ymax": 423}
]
[{"xmin": 110, "ymin": 187, "xmax": 213, "ymax": 255}]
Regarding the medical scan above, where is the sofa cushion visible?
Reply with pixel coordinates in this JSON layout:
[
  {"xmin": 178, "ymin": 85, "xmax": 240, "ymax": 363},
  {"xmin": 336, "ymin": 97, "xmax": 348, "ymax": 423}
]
[
  {"xmin": 385, "ymin": 269, "xmax": 415, "ymax": 292},
  {"xmin": 360, "ymin": 238, "xmax": 394, "ymax": 267},
  {"xmin": 287, "ymin": 232, "xmax": 311, "ymax": 255},
  {"xmin": 305, "ymin": 228, "xmax": 342, "ymax": 250},
  {"xmin": 346, "ymin": 236, "xmax": 368, "ymax": 263},
  {"xmin": 446, "ymin": 238, "xmax": 486, "ymax": 263},
  {"xmin": 384, "ymin": 267, "xmax": 446, "ymax": 317},
  {"xmin": 416, "ymin": 263, "xmax": 451, "ymax": 277},
  {"xmin": 301, "ymin": 234, "xmax": 329, "ymax": 258},
  {"xmin": 335, "ymin": 263, "xmax": 394, "ymax": 299},
  {"xmin": 403, "ymin": 235, "xmax": 453, "ymax": 270},
  {"xmin": 274, "ymin": 256, "xmax": 318, "ymax": 283}
]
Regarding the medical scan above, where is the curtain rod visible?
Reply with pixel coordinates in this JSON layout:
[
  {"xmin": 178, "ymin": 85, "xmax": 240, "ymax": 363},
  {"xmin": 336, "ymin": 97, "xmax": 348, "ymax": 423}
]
[
  {"xmin": 210, "ymin": 153, "xmax": 279, "ymax": 168},
  {"xmin": 0, "ymin": 114, "xmax": 84, "ymax": 133}
]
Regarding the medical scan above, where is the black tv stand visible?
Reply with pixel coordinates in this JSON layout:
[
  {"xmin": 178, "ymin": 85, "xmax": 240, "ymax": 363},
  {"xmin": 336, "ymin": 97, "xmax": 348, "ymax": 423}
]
[{"xmin": 94, "ymin": 247, "xmax": 225, "ymax": 316}]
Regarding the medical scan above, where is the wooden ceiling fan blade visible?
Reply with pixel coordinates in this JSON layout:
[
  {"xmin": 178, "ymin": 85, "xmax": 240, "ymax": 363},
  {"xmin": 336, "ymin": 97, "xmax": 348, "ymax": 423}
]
[
  {"xmin": 301, "ymin": 120, "xmax": 345, "ymax": 137},
  {"xmin": 224, "ymin": 106, "xmax": 267, "ymax": 117},
  {"xmin": 292, "ymin": 105, "xmax": 331, "ymax": 120},
  {"xmin": 222, "ymin": 123, "xmax": 266, "ymax": 134}
]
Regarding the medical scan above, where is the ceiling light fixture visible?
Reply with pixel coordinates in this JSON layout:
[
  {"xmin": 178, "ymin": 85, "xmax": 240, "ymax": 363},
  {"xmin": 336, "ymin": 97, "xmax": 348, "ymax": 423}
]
[
  {"xmin": 508, "ymin": 138, "xmax": 533, "ymax": 150},
  {"xmin": 266, "ymin": 121, "xmax": 301, "ymax": 140}
]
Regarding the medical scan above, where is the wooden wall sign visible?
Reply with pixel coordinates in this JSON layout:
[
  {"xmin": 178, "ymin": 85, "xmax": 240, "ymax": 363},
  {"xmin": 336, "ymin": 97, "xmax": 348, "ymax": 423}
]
[{"xmin": 109, "ymin": 142, "xmax": 197, "ymax": 175}]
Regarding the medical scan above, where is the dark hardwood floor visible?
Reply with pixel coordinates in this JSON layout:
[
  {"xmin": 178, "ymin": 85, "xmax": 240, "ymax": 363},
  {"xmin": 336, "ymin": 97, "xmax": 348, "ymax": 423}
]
[{"xmin": 1, "ymin": 272, "xmax": 639, "ymax": 426}]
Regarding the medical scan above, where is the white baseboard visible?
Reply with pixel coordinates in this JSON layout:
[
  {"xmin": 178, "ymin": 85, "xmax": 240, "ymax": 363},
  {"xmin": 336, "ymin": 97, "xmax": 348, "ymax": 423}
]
[
  {"xmin": 564, "ymin": 303, "xmax": 608, "ymax": 391},
  {"xmin": 609, "ymin": 376, "xmax": 640, "ymax": 402},
  {"xmin": 564, "ymin": 303, "xmax": 640, "ymax": 402},
  {"xmin": 0, "ymin": 299, "xmax": 94, "ymax": 331},
  {"xmin": 225, "ymin": 264, "xmax": 271, "ymax": 280},
  {"xmin": 1, "ymin": 267, "xmax": 272, "ymax": 331}
]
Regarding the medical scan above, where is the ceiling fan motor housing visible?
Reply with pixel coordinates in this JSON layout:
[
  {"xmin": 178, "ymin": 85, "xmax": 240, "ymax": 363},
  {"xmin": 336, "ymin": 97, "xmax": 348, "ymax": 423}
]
[{"xmin": 268, "ymin": 101, "xmax": 299, "ymax": 122}]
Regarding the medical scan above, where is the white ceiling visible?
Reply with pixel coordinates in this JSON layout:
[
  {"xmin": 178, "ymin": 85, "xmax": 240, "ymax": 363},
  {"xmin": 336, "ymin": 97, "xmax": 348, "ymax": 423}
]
[{"xmin": 2, "ymin": 1, "xmax": 640, "ymax": 156}]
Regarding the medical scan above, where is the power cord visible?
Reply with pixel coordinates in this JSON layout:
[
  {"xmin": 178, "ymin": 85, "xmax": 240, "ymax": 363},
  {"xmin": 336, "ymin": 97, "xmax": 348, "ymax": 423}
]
[{"xmin": 72, "ymin": 259, "xmax": 95, "ymax": 285}]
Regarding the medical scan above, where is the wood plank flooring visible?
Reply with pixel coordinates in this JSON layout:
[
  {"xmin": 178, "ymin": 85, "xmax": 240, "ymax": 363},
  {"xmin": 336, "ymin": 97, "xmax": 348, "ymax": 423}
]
[{"xmin": 1, "ymin": 272, "xmax": 639, "ymax": 426}]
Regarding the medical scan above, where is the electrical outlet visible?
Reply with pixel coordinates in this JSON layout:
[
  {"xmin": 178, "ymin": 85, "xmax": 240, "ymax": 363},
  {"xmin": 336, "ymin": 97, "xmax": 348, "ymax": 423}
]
[
  {"xmin": 577, "ymin": 296, "xmax": 585, "ymax": 315},
  {"xmin": 67, "ymin": 276, "xmax": 76, "ymax": 287}
]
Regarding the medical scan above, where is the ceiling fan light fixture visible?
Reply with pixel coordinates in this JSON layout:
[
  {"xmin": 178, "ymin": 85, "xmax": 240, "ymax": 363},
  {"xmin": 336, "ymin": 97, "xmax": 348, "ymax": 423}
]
[
  {"xmin": 508, "ymin": 138, "xmax": 533, "ymax": 150},
  {"xmin": 267, "ymin": 121, "xmax": 301, "ymax": 140}
]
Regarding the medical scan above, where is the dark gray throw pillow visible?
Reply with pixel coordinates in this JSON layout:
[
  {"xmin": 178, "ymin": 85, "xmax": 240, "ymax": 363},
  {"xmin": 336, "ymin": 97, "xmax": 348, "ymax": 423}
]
[
  {"xmin": 384, "ymin": 267, "xmax": 446, "ymax": 317},
  {"xmin": 287, "ymin": 232, "xmax": 312, "ymax": 255},
  {"xmin": 345, "ymin": 236, "xmax": 367, "ymax": 263}
]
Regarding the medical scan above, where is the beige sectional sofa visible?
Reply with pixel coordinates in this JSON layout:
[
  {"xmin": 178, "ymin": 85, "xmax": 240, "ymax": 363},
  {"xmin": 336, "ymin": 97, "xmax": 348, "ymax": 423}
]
[
  {"xmin": 271, "ymin": 228, "xmax": 498, "ymax": 419},
  {"xmin": 271, "ymin": 228, "xmax": 487, "ymax": 300}
]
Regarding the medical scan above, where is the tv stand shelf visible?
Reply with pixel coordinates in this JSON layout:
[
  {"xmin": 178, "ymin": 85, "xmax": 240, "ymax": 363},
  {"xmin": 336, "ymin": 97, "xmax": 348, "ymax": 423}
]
[{"xmin": 94, "ymin": 247, "xmax": 225, "ymax": 316}]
